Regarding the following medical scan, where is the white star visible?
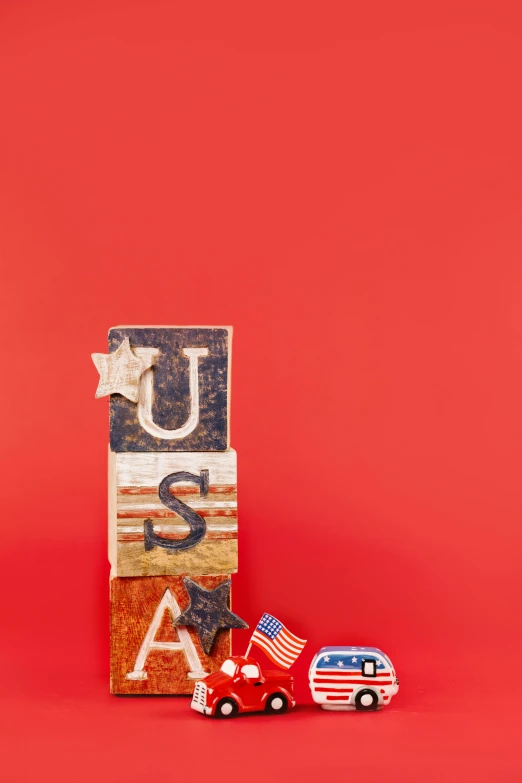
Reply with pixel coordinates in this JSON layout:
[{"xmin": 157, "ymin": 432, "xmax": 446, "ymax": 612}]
[
  {"xmin": 323, "ymin": 656, "xmax": 330, "ymax": 662},
  {"xmin": 337, "ymin": 660, "xmax": 344, "ymax": 667},
  {"xmin": 92, "ymin": 337, "xmax": 154, "ymax": 403},
  {"xmin": 352, "ymin": 657, "xmax": 357, "ymax": 663},
  {"xmin": 377, "ymin": 660, "xmax": 384, "ymax": 667}
]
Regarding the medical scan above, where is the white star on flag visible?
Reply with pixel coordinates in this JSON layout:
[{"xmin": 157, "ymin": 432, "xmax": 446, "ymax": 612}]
[
  {"xmin": 352, "ymin": 657, "xmax": 357, "ymax": 663},
  {"xmin": 337, "ymin": 660, "xmax": 344, "ymax": 667},
  {"xmin": 92, "ymin": 337, "xmax": 154, "ymax": 403},
  {"xmin": 324, "ymin": 656, "xmax": 330, "ymax": 662}
]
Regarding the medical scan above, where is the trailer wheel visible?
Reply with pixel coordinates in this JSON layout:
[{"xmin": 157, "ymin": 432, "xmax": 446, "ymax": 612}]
[
  {"xmin": 265, "ymin": 693, "xmax": 288, "ymax": 714},
  {"xmin": 355, "ymin": 689, "xmax": 378, "ymax": 711},
  {"xmin": 216, "ymin": 698, "xmax": 238, "ymax": 718}
]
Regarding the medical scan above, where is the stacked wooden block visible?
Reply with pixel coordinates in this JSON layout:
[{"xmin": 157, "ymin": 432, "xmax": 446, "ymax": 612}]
[{"xmin": 101, "ymin": 326, "xmax": 240, "ymax": 694}]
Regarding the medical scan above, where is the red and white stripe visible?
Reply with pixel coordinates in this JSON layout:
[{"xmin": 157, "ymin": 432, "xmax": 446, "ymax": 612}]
[
  {"xmin": 311, "ymin": 669, "xmax": 393, "ymax": 700},
  {"xmin": 250, "ymin": 626, "xmax": 307, "ymax": 670},
  {"xmin": 116, "ymin": 483, "xmax": 238, "ymax": 543}
]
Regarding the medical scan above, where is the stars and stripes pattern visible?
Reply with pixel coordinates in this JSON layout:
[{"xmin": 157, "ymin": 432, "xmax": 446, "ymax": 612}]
[
  {"xmin": 310, "ymin": 649, "xmax": 394, "ymax": 704},
  {"xmin": 316, "ymin": 652, "xmax": 386, "ymax": 669},
  {"xmin": 249, "ymin": 613, "xmax": 307, "ymax": 670}
]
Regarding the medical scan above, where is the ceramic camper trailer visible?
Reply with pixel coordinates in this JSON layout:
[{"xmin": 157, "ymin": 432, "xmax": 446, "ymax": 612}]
[{"xmin": 308, "ymin": 646, "xmax": 399, "ymax": 710}]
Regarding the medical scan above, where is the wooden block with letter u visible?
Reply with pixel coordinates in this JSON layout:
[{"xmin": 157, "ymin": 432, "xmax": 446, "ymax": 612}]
[
  {"xmin": 110, "ymin": 576, "xmax": 234, "ymax": 694},
  {"xmin": 107, "ymin": 326, "xmax": 231, "ymax": 452},
  {"xmin": 109, "ymin": 449, "xmax": 238, "ymax": 577}
]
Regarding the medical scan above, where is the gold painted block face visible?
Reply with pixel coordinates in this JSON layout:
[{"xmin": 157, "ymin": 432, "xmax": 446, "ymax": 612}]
[{"xmin": 109, "ymin": 450, "xmax": 238, "ymax": 577}]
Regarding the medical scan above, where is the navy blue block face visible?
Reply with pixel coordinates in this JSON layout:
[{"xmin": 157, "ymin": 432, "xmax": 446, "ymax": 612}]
[{"xmin": 109, "ymin": 327, "xmax": 230, "ymax": 452}]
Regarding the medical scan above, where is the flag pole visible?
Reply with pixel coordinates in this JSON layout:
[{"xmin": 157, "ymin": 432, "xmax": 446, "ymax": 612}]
[{"xmin": 245, "ymin": 643, "xmax": 252, "ymax": 657}]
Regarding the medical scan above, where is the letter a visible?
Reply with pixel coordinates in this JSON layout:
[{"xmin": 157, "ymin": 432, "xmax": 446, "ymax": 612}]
[{"xmin": 126, "ymin": 589, "xmax": 208, "ymax": 681}]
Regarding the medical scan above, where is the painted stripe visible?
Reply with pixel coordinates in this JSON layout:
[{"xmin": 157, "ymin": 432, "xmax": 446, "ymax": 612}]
[
  {"xmin": 118, "ymin": 485, "xmax": 237, "ymax": 496},
  {"xmin": 268, "ymin": 633, "xmax": 303, "ymax": 660},
  {"xmin": 116, "ymin": 493, "xmax": 237, "ymax": 507},
  {"xmin": 251, "ymin": 633, "xmax": 294, "ymax": 668},
  {"xmin": 251, "ymin": 635, "xmax": 291, "ymax": 670},
  {"xmin": 276, "ymin": 637, "xmax": 302, "ymax": 657},
  {"xmin": 326, "ymin": 695, "xmax": 351, "ymax": 701},
  {"xmin": 282, "ymin": 627, "xmax": 307, "ymax": 646},
  {"xmin": 314, "ymin": 688, "xmax": 353, "ymax": 693},
  {"xmin": 252, "ymin": 632, "xmax": 294, "ymax": 666},
  {"xmin": 117, "ymin": 509, "xmax": 238, "ymax": 519},
  {"xmin": 315, "ymin": 670, "xmax": 390, "ymax": 677},
  {"xmin": 255, "ymin": 631, "xmax": 298, "ymax": 663},
  {"xmin": 321, "ymin": 679, "xmax": 393, "ymax": 686},
  {"xmin": 270, "ymin": 636, "xmax": 299, "ymax": 663},
  {"xmin": 118, "ymin": 531, "xmax": 237, "ymax": 542},
  {"xmin": 279, "ymin": 630, "xmax": 306, "ymax": 653},
  {"xmin": 313, "ymin": 678, "xmax": 358, "ymax": 684},
  {"xmin": 117, "ymin": 500, "xmax": 237, "ymax": 511},
  {"xmin": 117, "ymin": 524, "xmax": 238, "ymax": 533}
]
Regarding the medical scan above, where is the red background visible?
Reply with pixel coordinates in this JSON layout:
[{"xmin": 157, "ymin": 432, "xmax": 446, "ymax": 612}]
[{"xmin": 1, "ymin": 1, "xmax": 521, "ymax": 780}]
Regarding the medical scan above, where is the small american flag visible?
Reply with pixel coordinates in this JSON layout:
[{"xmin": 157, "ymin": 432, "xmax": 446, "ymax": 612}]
[{"xmin": 248, "ymin": 613, "xmax": 307, "ymax": 669}]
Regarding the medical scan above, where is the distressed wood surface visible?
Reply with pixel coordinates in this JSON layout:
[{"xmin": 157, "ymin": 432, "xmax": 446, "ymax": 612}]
[
  {"xmin": 108, "ymin": 326, "xmax": 231, "ymax": 452},
  {"xmin": 109, "ymin": 450, "xmax": 238, "ymax": 577},
  {"xmin": 92, "ymin": 337, "xmax": 154, "ymax": 402},
  {"xmin": 110, "ymin": 576, "xmax": 232, "ymax": 694},
  {"xmin": 175, "ymin": 577, "xmax": 248, "ymax": 654}
]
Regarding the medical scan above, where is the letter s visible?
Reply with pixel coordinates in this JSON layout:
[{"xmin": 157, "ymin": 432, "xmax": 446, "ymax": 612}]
[{"xmin": 144, "ymin": 470, "xmax": 209, "ymax": 552}]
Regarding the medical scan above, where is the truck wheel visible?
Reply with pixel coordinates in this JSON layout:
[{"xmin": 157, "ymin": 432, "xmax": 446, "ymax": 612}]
[
  {"xmin": 265, "ymin": 693, "xmax": 288, "ymax": 714},
  {"xmin": 216, "ymin": 698, "xmax": 238, "ymax": 718},
  {"xmin": 355, "ymin": 689, "xmax": 378, "ymax": 711}
]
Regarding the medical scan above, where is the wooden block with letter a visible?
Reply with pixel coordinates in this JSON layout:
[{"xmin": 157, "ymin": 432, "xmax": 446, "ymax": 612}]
[
  {"xmin": 110, "ymin": 576, "xmax": 232, "ymax": 694},
  {"xmin": 109, "ymin": 449, "xmax": 238, "ymax": 577}
]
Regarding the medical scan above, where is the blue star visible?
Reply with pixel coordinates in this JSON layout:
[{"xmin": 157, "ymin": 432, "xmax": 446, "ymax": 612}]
[{"xmin": 175, "ymin": 578, "xmax": 248, "ymax": 654}]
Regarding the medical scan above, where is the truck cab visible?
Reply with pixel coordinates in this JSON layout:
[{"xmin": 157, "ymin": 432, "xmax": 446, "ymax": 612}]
[{"xmin": 191, "ymin": 655, "xmax": 296, "ymax": 718}]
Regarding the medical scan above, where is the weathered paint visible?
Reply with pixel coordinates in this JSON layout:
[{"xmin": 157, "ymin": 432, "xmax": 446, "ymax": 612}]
[
  {"xmin": 109, "ymin": 450, "xmax": 238, "ymax": 577},
  {"xmin": 175, "ymin": 577, "xmax": 248, "ymax": 654},
  {"xmin": 110, "ymin": 575, "xmax": 232, "ymax": 694},
  {"xmin": 109, "ymin": 326, "xmax": 230, "ymax": 452}
]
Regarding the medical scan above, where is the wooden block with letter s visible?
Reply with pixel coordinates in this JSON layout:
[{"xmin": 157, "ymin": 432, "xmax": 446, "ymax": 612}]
[
  {"xmin": 109, "ymin": 449, "xmax": 238, "ymax": 577},
  {"xmin": 110, "ymin": 576, "xmax": 233, "ymax": 694}
]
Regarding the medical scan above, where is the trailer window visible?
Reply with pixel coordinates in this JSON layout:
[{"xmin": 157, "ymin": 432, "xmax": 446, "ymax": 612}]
[{"xmin": 362, "ymin": 659, "xmax": 377, "ymax": 677}]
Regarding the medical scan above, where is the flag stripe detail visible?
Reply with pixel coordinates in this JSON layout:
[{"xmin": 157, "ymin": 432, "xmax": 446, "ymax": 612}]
[
  {"xmin": 251, "ymin": 632, "xmax": 294, "ymax": 666},
  {"xmin": 249, "ymin": 613, "xmax": 306, "ymax": 671},
  {"xmin": 276, "ymin": 632, "xmax": 305, "ymax": 655},
  {"xmin": 250, "ymin": 634, "xmax": 292, "ymax": 669},
  {"xmin": 259, "ymin": 631, "xmax": 299, "ymax": 660}
]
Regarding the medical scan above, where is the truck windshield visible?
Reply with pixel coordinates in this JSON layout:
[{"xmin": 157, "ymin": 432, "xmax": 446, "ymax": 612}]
[{"xmin": 220, "ymin": 659, "xmax": 236, "ymax": 677}]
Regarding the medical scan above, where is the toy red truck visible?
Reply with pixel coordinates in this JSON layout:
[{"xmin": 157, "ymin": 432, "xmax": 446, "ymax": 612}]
[{"xmin": 190, "ymin": 655, "xmax": 296, "ymax": 717}]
